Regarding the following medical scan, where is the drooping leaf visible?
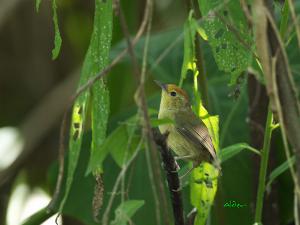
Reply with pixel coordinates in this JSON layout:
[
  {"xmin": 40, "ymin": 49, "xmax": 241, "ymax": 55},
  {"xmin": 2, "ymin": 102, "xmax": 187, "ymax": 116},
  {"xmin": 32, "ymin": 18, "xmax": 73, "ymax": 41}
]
[
  {"xmin": 59, "ymin": 0, "xmax": 113, "ymax": 212},
  {"xmin": 35, "ymin": 0, "xmax": 42, "ymax": 12},
  {"xmin": 221, "ymin": 143, "xmax": 260, "ymax": 163},
  {"xmin": 89, "ymin": 0, "xmax": 113, "ymax": 175},
  {"xmin": 51, "ymin": 0, "xmax": 62, "ymax": 60},
  {"xmin": 197, "ymin": 0, "xmax": 253, "ymax": 84},
  {"xmin": 110, "ymin": 200, "xmax": 145, "ymax": 225}
]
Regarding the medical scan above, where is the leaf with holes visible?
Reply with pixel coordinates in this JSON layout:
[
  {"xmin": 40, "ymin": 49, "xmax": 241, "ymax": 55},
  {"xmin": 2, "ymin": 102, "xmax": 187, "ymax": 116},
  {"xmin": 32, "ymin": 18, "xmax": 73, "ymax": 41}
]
[
  {"xmin": 190, "ymin": 104, "xmax": 220, "ymax": 225},
  {"xmin": 197, "ymin": 0, "xmax": 253, "ymax": 84}
]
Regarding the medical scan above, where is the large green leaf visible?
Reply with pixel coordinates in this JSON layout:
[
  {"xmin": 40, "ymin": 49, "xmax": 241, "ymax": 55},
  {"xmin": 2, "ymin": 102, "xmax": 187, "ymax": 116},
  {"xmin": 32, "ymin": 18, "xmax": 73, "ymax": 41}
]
[
  {"xmin": 110, "ymin": 200, "xmax": 145, "ymax": 225},
  {"xmin": 59, "ymin": 0, "xmax": 113, "ymax": 211},
  {"xmin": 87, "ymin": 116, "xmax": 141, "ymax": 173},
  {"xmin": 197, "ymin": 0, "xmax": 252, "ymax": 84}
]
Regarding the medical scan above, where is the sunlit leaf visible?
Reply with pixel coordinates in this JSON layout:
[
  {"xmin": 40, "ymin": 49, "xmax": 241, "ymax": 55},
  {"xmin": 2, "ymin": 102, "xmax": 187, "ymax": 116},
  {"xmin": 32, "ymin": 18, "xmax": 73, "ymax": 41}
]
[
  {"xmin": 199, "ymin": 104, "xmax": 219, "ymax": 152},
  {"xmin": 191, "ymin": 104, "xmax": 219, "ymax": 225},
  {"xmin": 191, "ymin": 163, "xmax": 219, "ymax": 225},
  {"xmin": 110, "ymin": 200, "xmax": 145, "ymax": 225}
]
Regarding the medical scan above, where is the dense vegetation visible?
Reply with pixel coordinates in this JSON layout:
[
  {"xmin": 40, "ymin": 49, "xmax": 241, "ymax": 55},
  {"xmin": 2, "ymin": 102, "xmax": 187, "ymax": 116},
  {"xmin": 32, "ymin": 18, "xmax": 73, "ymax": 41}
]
[{"xmin": 0, "ymin": 0, "xmax": 300, "ymax": 225}]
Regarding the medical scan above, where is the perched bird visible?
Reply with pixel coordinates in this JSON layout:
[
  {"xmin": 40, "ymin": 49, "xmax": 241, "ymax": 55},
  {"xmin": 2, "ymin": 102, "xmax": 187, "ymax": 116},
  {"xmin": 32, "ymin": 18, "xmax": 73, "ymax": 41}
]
[{"xmin": 155, "ymin": 81, "xmax": 220, "ymax": 171}]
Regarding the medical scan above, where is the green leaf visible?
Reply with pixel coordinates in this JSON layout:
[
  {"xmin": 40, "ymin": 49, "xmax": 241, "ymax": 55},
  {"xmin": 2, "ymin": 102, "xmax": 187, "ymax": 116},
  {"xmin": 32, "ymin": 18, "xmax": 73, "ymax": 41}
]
[
  {"xmin": 191, "ymin": 163, "xmax": 219, "ymax": 225},
  {"xmin": 51, "ymin": 0, "xmax": 62, "ymax": 60},
  {"xmin": 35, "ymin": 0, "xmax": 42, "ymax": 12},
  {"xmin": 197, "ymin": 0, "xmax": 252, "ymax": 84},
  {"xmin": 87, "ymin": 117, "xmax": 141, "ymax": 173},
  {"xmin": 90, "ymin": 0, "xmax": 113, "ymax": 174},
  {"xmin": 221, "ymin": 143, "xmax": 260, "ymax": 163},
  {"xmin": 199, "ymin": 104, "xmax": 219, "ymax": 152},
  {"xmin": 110, "ymin": 200, "xmax": 145, "ymax": 225},
  {"xmin": 179, "ymin": 11, "xmax": 199, "ymax": 87},
  {"xmin": 59, "ymin": 0, "xmax": 113, "ymax": 212},
  {"xmin": 266, "ymin": 155, "xmax": 296, "ymax": 191}
]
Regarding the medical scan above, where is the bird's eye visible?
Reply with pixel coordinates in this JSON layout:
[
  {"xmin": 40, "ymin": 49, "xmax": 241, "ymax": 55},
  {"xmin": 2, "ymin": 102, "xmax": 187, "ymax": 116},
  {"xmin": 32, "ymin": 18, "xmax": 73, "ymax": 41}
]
[{"xmin": 170, "ymin": 91, "xmax": 177, "ymax": 97}]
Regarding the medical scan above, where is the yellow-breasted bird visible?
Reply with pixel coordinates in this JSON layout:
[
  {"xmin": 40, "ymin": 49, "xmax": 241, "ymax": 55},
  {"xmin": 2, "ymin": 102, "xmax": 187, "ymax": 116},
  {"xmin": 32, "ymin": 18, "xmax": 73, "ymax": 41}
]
[{"xmin": 156, "ymin": 81, "xmax": 220, "ymax": 171}]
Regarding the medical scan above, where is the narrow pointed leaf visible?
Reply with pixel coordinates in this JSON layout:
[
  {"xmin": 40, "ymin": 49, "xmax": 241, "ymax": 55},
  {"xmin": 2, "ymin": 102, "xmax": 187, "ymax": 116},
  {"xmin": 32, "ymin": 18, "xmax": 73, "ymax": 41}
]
[
  {"xmin": 59, "ymin": 0, "xmax": 113, "ymax": 211},
  {"xmin": 266, "ymin": 155, "xmax": 296, "ymax": 191},
  {"xmin": 51, "ymin": 0, "xmax": 62, "ymax": 60}
]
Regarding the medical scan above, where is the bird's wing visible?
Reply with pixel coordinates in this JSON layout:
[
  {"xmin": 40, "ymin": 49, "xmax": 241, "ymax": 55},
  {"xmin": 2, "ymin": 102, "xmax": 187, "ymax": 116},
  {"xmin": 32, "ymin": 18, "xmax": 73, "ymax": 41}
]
[{"xmin": 175, "ymin": 111, "xmax": 217, "ymax": 160}]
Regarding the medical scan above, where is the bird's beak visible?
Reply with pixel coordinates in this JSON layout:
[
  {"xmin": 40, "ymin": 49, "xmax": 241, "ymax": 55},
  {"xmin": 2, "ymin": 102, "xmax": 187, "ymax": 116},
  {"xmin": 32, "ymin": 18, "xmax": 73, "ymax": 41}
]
[{"xmin": 154, "ymin": 80, "xmax": 167, "ymax": 91}]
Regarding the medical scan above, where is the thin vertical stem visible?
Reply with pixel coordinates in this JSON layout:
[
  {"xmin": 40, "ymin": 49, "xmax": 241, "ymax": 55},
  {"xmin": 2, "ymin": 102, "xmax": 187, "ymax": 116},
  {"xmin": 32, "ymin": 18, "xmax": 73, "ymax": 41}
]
[{"xmin": 254, "ymin": 105, "xmax": 273, "ymax": 223}]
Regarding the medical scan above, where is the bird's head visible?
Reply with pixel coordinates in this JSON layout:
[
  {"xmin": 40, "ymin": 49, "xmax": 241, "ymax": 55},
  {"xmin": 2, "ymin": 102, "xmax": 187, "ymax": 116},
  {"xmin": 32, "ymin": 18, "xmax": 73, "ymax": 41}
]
[{"xmin": 155, "ymin": 80, "xmax": 190, "ymax": 111}]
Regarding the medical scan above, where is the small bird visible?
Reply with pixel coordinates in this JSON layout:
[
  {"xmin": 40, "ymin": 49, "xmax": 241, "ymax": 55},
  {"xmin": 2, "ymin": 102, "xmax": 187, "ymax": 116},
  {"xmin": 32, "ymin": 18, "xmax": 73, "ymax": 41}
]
[{"xmin": 155, "ymin": 81, "xmax": 220, "ymax": 172}]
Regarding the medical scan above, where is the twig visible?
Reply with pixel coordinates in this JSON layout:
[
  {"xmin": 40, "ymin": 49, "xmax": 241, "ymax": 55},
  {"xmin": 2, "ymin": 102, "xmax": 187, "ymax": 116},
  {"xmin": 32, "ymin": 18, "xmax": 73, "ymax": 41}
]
[
  {"xmin": 47, "ymin": 0, "xmax": 151, "ymax": 211},
  {"xmin": 115, "ymin": 0, "xmax": 171, "ymax": 224},
  {"xmin": 266, "ymin": 1, "xmax": 300, "ymax": 196},
  {"xmin": 253, "ymin": 0, "xmax": 300, "ymax": 220},
  {"xmin": 153, "ymin": 130, "xmax": 185, "ymax": 225},
  {"xmin": 149, "ymin": 33, "xmax": 183, "ymax": 73},
  {"xmin": 21, "ymin": 207, "xmax": 55, "ymax": 225}
]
